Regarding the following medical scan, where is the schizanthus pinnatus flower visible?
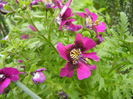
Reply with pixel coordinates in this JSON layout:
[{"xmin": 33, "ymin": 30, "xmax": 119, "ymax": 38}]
[
  {"xmin": 0, "ymin": 67, "xmax": 19, "ymax": 94},
  {"xmin": 31, "ymin": 68, "xmax": 46, "ymax": 84},
  {"xmin": 57, "ymin": 33, "xmax": 99, "ymax": 80}
]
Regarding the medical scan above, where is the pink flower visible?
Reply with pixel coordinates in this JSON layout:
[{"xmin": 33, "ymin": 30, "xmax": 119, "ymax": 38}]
[
  {"xmin": 29, "ymin": 24, "xmax": 37, "ymax": 32},
  {"xmin": 56, "ymin": 0, "xmax": 81, "ymax": 31},
  {"xmin": 0, "ymin": 67, "xmax": 19, "ymax": 94},
  {"xmin": 57, "ymin": 33, "xmax": 99, "ymax": 80},
  {"xmin": 31, "ymin": 68, "xmax": 46, "ymax": 84},
  {"xmin": 18, "ymin": 60, "xmax": 23, "ymax": 63},
  {"xmin": 21, "ymin": 34, "xmax": 29, "ymax": 39},
  {"xmin": 77, "ymin": 8, "xmax": 106, "ymax": 43}
]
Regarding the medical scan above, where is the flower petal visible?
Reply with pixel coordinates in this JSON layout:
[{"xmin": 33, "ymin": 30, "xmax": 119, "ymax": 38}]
[
  {"xmin": 0, "ymin": 78, "xmax": 10, "ymax": 94},
  {"xmin": 60, "ymin": 0, "xmax": 72, "ymax": 17},
  {"xmin": 85, "ymin": 8, "xmax": 91, "ymax": 15},
  {"xmin": 82, "ymin": 52, "xmax": 99, "ymax": 61},
  {"xmin": 57, "ymin": 42, "xmax": 69, "ymax": 61},
  {"xmin": 76, "ymin": 12, "xmax": 86, "ymax": 18},
  {"xmin": 89, "ymin": 64, "xmax": 96, "ymax": 70},
  {"xmin": 36, "ymin": 68, "xmax": 46, "ymax": 72},
  {"xmin": 2, "ymin": 67, "xmax": 19, "ymax": 81},
  {"xmin": 77, "ymin": 62, "xmax": 91, "ymax": 80},
  {"xmin": 29, "ymin": 25, "xmax": 37, "ymax": 32},
  {"xmin": 74, "ymin": 33, "xmax": 84, "ymax": 49},
  {"xmin": 95, "ymin": 22, "xmax": 106, "ymax": 33},
  {"xmin": 91, "ymin": 13, "xmax": 97, "ymax": 22},
  {"xmin": 60, "ymin": 62, "xmax": 74, "ymax": 78},
  {"xmin": 32, "ymin": 72, "xmax": 45, "ymax": 84},
  {"xmin": 82, "ymin": 37, "xmax": 96, "ymax": 51}
]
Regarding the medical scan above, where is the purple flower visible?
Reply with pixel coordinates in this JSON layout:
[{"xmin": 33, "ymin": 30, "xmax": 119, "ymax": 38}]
[
  {"xmin": 29, "ymin": 24, "xmax": 37, "ymax": 32},
  {"xmin": 18, "ymin": 60, "xmax": 23, "ymax": 63},
  {"xmin": 77, "ymin": 8, "xmax": 106, "ymax": 41},
  {"xmin": 21, "ymin": 34, "xmax": 29, "ymax": 40},
  {"xmin": 0, "ymin": 0, "xmax": 6, "ymax": 10},
  {"xmin": 0, "ymin": 67, "xmax": 19, "ymax": 94},
  {"xmin": 56, "ymin": 0, "xmax": 81, "ymax": 32},
  {"xmin": 31, "ymin": 68, "xmax": 46, "ymax": 84},
  {"xmin": 57, "ymin": 33, "xmax": 99, "ymax": 80}
]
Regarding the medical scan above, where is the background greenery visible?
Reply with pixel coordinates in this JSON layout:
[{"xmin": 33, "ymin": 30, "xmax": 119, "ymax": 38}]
[{"xmin": 0, "ymin": 0, "xmax": 133, "ymax": 99}]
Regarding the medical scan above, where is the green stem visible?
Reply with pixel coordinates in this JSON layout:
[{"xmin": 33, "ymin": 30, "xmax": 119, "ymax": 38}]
[
  {"xmin": 14, "ymin": 81, "xmax": 41, "ymax": 99},
  {"xmin": 27, "ymin": 11, "xmax": 58, "ymax": 54}
]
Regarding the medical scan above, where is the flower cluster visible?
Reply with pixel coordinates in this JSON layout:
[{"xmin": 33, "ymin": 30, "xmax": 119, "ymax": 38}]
[{"xmin": 0, "ymin": 0, "xmax": 106, "ymax": 95}]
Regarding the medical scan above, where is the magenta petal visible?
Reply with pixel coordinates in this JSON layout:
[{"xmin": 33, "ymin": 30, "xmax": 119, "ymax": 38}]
[
  {"xmin": 95, "ymin": 22, "xmax": 106, "ymax": 33},
  {"xmin": 82, "ymin": 37, "xmax": 96, "ymax": 51},
  {"xmin": 32, "ymin": 72, "xmax": 45, "ymax": 84},
  {"xmin": 60, "ymin": 62, "xmax": 74, "ymax": 78},
  {"xmin": 36, "ymin": 68, "xmax": 46, "ymax": 72},
  {"xmin": 2, "ymin": 67, "xmax": 19, "ymax": 81},
  {"xmin": 60, "ymin": 0, "xmax": 72, "ymax": 17},
  {"xmin": 0, "ymin": 78, "xmax": 11, "ymax": 94},
  {"xmin": 85, "ymin": 8, "xmax": 91, "ymax": 15},
  {"xmin": 74, "ymin": 33, "xmax": 84, "ymax": 47},
  {"xmin": 65, "ymin": 44, "xmax": 73, "ymax": 49},
  {"xmin": 82, "ymin": 52, "xmax": 99, "ymax": 61},
  {"xmin": 77, "ymin": 62, "xmax": 91, "ymax": 80},
  {"xmin": 65, "ymin": 23, "xmax": 82, "ymax": 31},
  {"xmin": 91, "ymin": 13, "xmax": 97, "ymax": 22},
  {"xmin": 76, "ymin": 12, "xmax": 86, "ymax": 18},
  {"xmin": 89, "ymin": 64, "xmax": 96, "ymax": 70},
  {"xmin": 29, "ymin": 24, "xmax": 37, "ymax": 32},
  {"xmin": 57, "ymin": 42, "xmax": 68, "ymax": 61}
]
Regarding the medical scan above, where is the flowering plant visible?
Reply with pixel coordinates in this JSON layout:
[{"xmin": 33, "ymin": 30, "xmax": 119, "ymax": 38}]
[{"xmin": 0, "ymin": 0, "xmax": 133, "ymax": 99}]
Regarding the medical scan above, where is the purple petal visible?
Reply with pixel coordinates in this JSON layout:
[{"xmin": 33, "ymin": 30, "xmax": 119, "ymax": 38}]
[
  {"xmin": 60, "ymin": 62, "xmax": 74, "ymax": 78},
  {"xmin": 60, "ymin": 0, "xmax": 72, "ymax": 17},
  {"xmin": 85, "ymin": 8, "xmax": 91, "ymax": 15},
  {"xmin": 18, "ymin": 60, "xmax": 23, "ymax": 63},
  {"xmin": 57, "ymin": 42, "xmax": 69, "ymax": 61},
  {"xmin": 76, "ymin": 12, "xmax": 86, "ymax": 18},
  {"xmin": 62, "ymin": 8, "xmax": 73, "ymax": 19},
  {"xmin": 21, "ymin": 34, "xmax": 28, "ymax": 39},
  {"xmin": 65, "ymin": 23, "xmax": 82, "ymax": 32},
  {"xmin": 29, "ymin": 25, "xmax": 37, "ymax": 32},
  {"xmin": 32, "ymin": 72, "xmax": 45, "ymax": 84},
  {"xmin": 95, "ymin": 22, "xmax": 106, "ymax": 33},
  {"xmin": 88, "ymin": 64, "xmax": 96, "ymax": 70},
  {"xmin": 82, "ymin": 37, "xmax": 96, "ymax": 51},
  {"xmin": 91, "ymin": 13, "xmax": 97, "ymax": 22},
  {"xmin": 36, "ymin": 68, "xmax": 46, "ymax": 72},
  {"xmin": 0, "ymin": 78, "xmax": 10, "ymax": 94},
  {"xmin": 82, "ymin": 52, "xmax": 99, "ymax": 61},
  {"xmin": 74, "ymin": 33, "xmax": 84, "ymax": 50},
  {"xmin": 2, "ymin": 67, "xmax": 19, "ymax": 81},
  {"xmin": 77, "ymin": 62, "xmax": 91, "ymax": 80}
]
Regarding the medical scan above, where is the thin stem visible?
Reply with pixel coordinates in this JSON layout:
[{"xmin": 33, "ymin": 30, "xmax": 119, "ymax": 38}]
[
  {"xmin": 27, "ymin": 11, "xmax": 58, "ymax": 54},
  {"xmin": 14, "ymin": 81, "xmax": 41, "ymax": 99}
]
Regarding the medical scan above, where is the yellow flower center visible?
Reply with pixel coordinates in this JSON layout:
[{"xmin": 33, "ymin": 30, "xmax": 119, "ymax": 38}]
[{"xmin": 70, "ymin": 49, "xmax": 81, "ymax": 64}]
